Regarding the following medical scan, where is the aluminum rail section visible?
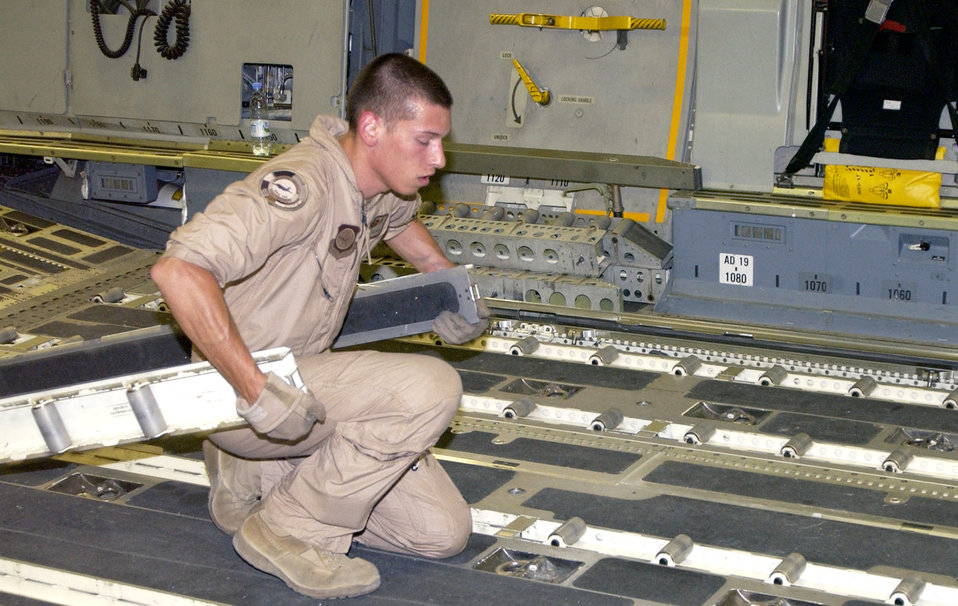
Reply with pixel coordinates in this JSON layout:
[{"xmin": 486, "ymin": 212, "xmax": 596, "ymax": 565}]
[
  {"xmin": 334, "ymin": 265, "xmax": 481, "ymax": 348},
  {"xmin": 0, "ymin": 348, "xmax": 298, "ymax": 464}
]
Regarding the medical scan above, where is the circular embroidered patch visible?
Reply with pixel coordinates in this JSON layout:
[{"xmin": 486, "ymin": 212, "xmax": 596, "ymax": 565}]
[
  {"xmin": 330, "ymin": 224, "xmax": 359, "ymax": 257},
  {"xmin": 260, "ymin": 170, "xmax": 308, "ymax": 210}
]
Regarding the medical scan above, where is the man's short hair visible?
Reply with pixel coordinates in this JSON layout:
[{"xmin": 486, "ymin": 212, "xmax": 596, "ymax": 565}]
[{"xmin": 345, "ymin": 53, "xmax": 452, "ymax": 130}]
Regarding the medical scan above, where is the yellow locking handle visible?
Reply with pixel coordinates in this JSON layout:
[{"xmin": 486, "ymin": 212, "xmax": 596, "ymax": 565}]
[
  {"xmin": 490, "ymin": 13, "xmax": 666, "ymax": 31},
  {"xmin": 512, "ymin": 58, "xmax": 550, "ymax": 106}
]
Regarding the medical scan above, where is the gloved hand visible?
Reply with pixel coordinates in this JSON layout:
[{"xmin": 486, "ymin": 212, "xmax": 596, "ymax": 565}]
[
  {"xmin": 432, "ymin": 298, "xmax": 490, "ymax": 345},
  {"xmin": 235, "ymin": 372, "xmax": 326, "ymax": 441}
]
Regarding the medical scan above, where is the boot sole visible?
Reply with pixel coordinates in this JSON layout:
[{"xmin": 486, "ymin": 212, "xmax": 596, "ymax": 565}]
[{"xmin": 233, "ymin": 520, "xmax": 380, "ymax": 599}]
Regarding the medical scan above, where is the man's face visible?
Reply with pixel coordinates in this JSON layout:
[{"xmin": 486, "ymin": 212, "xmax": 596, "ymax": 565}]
[{"xmin": 371, "ymin": 97, "xmax": 451, "ymax": 197}]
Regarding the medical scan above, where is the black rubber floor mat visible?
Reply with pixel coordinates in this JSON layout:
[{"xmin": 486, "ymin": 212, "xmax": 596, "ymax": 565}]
[
  {"xmin": 0, "ymin": 482, "xmax": 623, "ymax": 606},
  {"xmin": 0, "ymin": 459, "xmax": 76, "ymax": 487},
  {"xmin": 124, "ymin": 480, "xmax": 210, "ymax": 519},
  {"xmin": 369, "ymin": 341, "xmax": 658, "ymax": 390},
  {"xmin": 523, "ymin": 488, "xmax": 958, "ymax": 576},
  {"xmin": 0, "ymin": 591, "xmax": 60, "ymax": 606},
  {"xmin": 347, "ymin": 542, "xmax": 629, "ymax": 606},
  {"xmin": 437, "ymin": 430, "xmax": 641, "ymax": 475},
  {"xmin": 459, "ymin": 369, "xmax": 507, "ymax": 394},
  {"xmin": 574, "ymin": 557, "xmax": 726, "ymax": 606},
  {"xmin": 688, "ymin": 381, "xmax": 958, "ymax": 434},
  {"xmin": 440, "ymin": 459, "xmax": 517, "ymax": 505},
  {"xmin": 68, "ymin": 305, "xmax": 175, "ymax": 330},
  {"xmin": 759, "ymin": 411, "xmax": 881, "ymax": 445},
  {"xmin": 645, "ymin": 460, "xmax": 958, "ymax": 528}
]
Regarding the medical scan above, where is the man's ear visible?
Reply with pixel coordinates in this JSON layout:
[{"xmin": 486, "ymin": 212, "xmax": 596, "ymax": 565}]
[{"xmin": 357, "ymin": 110, "xmax": 381, "ymax": 146}]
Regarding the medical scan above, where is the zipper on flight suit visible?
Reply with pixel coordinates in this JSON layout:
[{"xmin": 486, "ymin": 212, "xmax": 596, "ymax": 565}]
[{"xmin": 312, "ymin": 251, "xmax": 334, "ymax": 301}]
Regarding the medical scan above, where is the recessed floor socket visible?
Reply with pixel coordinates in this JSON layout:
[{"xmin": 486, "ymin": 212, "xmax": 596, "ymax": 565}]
[
  {"xmin": 758, "ymin": 365, "xmax": 788, "ymax": 386},
  {"xmin": 889, "ymin": 574, "xmax": 926, "ymax": 606},
  {"xmin": 548, "ymin": 516, "xmax": 587, "ymax": 547},
  {"xmin": 882, "ymin": 446, "xmax": 914, "ymax": 473},
  {"xmin": 654, "ymin": 534, "xmax": 693, "ymax": 566},
  {"xmin": 673, "ymin": 355, "xmax": 702, "ymax": 376},
  {"xmin": 849, "ymin": 375, "xmax": 878, "ymax": 397},
  {"xmin": 590, "ymin": 407, "xmax": 624, "ymax": 431},
  {"xmin": 684, "ymin": 422, "xmax": 715, "ymax": 445},
  {"xmin": 769, "ymin": 552, "xmax": 806, "ymax": 586},
  {"xmin": 510, "ymin": 335, "xmax": 540, "ymax": 356},
  {"xmin": 503, "ymin": 398, "xmax": 536, "ymax": 419},
  {"xmin": 780, "ymin": 433, "xmax": 812, "ymax": 459},
  {"xmin": 589, "ymin": 345, "xmax": 619, "ymax": 366}
]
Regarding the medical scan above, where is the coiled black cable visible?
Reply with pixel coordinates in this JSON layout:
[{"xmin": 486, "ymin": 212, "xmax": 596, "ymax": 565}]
[
  {"xmin": 154, "ymin": 0, "xmax": 190, "ymax": 60},
  {"xmin": 90, "ymin": 0, "xmax": 155, "ymax": 59}
]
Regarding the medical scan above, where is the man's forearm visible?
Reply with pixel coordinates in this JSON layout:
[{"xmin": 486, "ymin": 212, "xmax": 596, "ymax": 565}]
[
  {"xmin": 150, "ymin": 256, "xmax": 266, "ymax": 402},
  {"xmin": 386, "ymin": 220, "xmax": 453, "ymax": 273}
]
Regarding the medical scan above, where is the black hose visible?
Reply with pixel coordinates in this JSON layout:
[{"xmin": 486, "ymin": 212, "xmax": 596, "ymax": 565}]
[
  {"xmin": 154, "ymin": 0, "xmax": 190, "ymax": 60},
  {"xmin": 90, "ymin": 0, "xmax": 155, "ymax": 59}
]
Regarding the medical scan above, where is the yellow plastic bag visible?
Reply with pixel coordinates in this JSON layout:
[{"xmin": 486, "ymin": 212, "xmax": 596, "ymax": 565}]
[{"xmin": 822, "ymin": 138, "xmax": 943, "ymax": 208}]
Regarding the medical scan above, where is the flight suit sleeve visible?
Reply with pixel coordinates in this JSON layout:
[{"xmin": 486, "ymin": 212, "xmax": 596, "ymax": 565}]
[
  {"xmin": 380, "ymin": 194, "xmax": 422, "ymax": 241},
  {"xmin": 162, "ymin": 163, "xmax": 327, "ymax": 286}
]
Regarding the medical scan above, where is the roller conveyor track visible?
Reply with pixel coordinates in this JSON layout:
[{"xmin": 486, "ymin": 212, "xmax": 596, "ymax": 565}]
[{"xmin": 3, "ymin": 205, "xmax": 958, "ymax": 604}]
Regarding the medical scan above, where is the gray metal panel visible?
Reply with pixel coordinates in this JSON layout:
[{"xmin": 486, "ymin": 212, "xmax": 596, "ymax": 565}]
[
  {"xmin": 0, "ymin": 1, "xmax": 68, "ymax": 114},
  {"xmin": 421, "ymin": 1, "xmax": 694, "ymax": 159},
  {"xmin": 658, "ymin": 201, "xmax": 958, "ymax": 344},
  {"xmin": 690, "ymin": 0, "xmax": 807, "ymax": 192},
  {"xmin": 68, "ymin": 0, "xmax": 346, "ymax": 130}
]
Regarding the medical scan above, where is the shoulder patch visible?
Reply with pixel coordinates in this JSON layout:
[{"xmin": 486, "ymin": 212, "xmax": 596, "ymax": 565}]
[
  {"xmin": 368, "ymin": 214, "xmax": 388, "ymax": 238},
  {"xmin": 260, "ymin": 170, "xmax": 308, "ymax": 210}
]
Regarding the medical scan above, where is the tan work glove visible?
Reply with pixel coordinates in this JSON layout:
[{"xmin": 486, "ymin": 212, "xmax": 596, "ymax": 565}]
[
  {"xmin": 235, "ymin": 372, "xmax": 326, "ymax": 441},
  {"xmin": 432, "ymin": 298, "xmax": 490, "ymax": 345}
]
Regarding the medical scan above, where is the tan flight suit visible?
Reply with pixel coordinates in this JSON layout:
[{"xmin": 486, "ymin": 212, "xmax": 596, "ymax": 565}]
[{"xmin": 162, "ymin": 115, "xmax": 470, "ymax": 557}]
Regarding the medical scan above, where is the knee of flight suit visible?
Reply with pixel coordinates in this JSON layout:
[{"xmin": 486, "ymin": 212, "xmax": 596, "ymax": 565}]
[
  {"xmin": 425, "ymin": 498, "xmax": 472, "ymax": 559},
  {"xmin": 338, "ymin": 356, "xmax": 462, "ymax": 456}
]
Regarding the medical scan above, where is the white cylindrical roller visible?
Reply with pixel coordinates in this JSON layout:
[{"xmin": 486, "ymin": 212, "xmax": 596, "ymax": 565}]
[
  {"xmin": 654, "ymin": 534, "xmax": 693, "ymax": 566},
  {"xmin": 548, "ymin": 516, "xmax": 587, "ymax": 547},
  {"xmin": 684, "ymin": 422, "xmax": 715, "ymax": 445},
  {"xmin": 758, "ymin": 365, "xmax": 788, "ymax": 386},
  {"xmin": 780, "ymin": 433, "xmax": 812, "ymax": 459},
  {"xmin": 673, "ymin": 355, "xmax": 702, "ymax": 377},
  {"xmin": 889, "ymin": 574, "xmax": 926, "ymax": 606},
  {"xmin": 503, "ymin": 398, "xmax": 536, "ymax": 419},
  {"xmin": 509, "ymin": 335, "xmax": 540, "ymax": 356},
  {"xmin": 769, "ymin": 552, "xmax": 806, "ymax": 586},
  {"xmin": 92, "ymin": 286, "xmax": 125, "ymax": 304},
  {"xmin": 882, "ymin": 447, "xmax": 914, "ymax": 474},
  {"xmin": 590, "ymin": 408, "xmax": 624, "ymax": 432},
  {"xmin": 126, "ymin": 383, "xmax": 169, "ymax": 438},
  {"xmin": 0, "ymin": 325, "xmax": 19, "ymax": 344},
  {"xmin": 943, "ymin": 388, "xmax": 958, "ymax": 409},
  {"xmin": 31, "ymin": 399, "xmax": 72, "ymax": 454},
  {"xmin": 589, "ymin": 345, "xmax": 619, "ymax": 366},
  {"xmin": 849, "ymin": 375, "xmax": 878, "ymax": 397},
  {"xmin": 781, "ymin": 433, "xmax": 813, "ymax": 459}
]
